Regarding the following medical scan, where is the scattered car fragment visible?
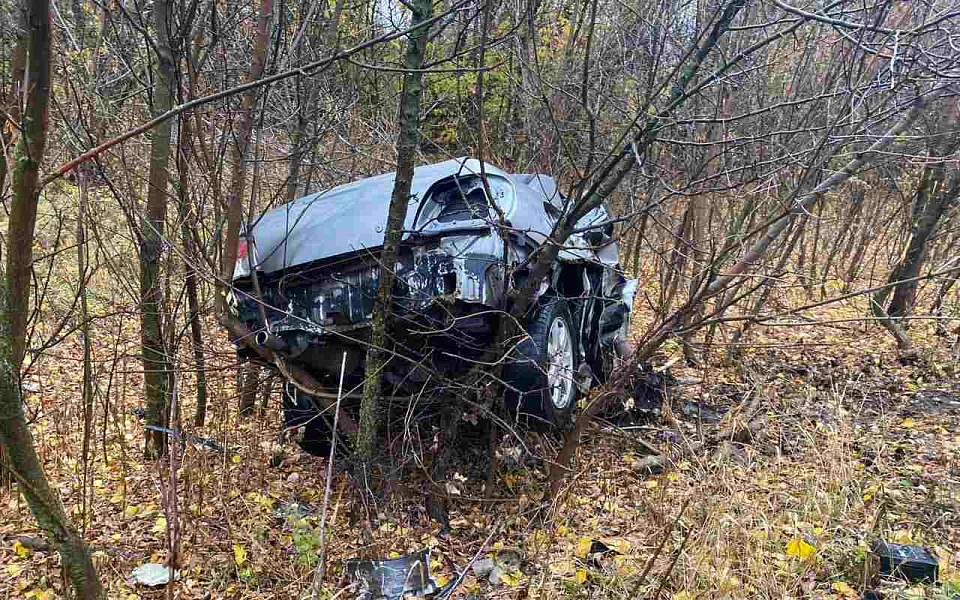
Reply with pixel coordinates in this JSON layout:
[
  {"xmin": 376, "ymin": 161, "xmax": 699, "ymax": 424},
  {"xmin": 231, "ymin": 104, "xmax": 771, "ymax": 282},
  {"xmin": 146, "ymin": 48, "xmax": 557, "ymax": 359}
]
[
  {"xmin": 229, "ymin": 157, "xmax": 635, "ymax": 453},
  {"xmin": 130, "ymin": 563, "xmax": 177, "ymax": 587},
  {"xmin": 870, "ymin": 540, "xmax": 939, "ymax": 584},
  {"xmin": 346, "ymin": 548, "xmax": 442, "ymax": 599}
]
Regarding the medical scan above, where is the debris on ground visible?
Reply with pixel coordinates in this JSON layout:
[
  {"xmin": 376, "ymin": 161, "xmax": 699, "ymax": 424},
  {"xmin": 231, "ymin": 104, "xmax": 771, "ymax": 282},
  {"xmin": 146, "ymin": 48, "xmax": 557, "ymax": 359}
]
[
  {"xmin": 871, "ymin": 540, "xmax": 940, "ymax": 583},
  {"xmin": 130, "ymin": 563, "xmax": 177, "ymax": 587},
  {"xmin": 346, "ymin": 548, "xmax": 441, "ymax": 599},
  {"xmin": 273, "ymin": 501, "xmax": 313, "ymax": 522}
]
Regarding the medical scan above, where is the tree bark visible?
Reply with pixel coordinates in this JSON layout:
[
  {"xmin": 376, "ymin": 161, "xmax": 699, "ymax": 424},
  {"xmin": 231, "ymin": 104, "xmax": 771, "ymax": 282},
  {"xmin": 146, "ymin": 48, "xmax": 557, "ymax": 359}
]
[
  {"xmin": 175, "ymin": 112, "xmax": 208, "ymax": 427},
  {"xmin": 219, "ymin": 0, "xmax": 272, "ymax": 300},
  {"xmin": 356, "ymin": 0, "xmax": 434, "ymax": 466},
  {"xmin": 141, "ymin": 0, "xmax": 177, "ymax": 459},
  {"xmin": 885, "ymin": 168, "xmax": 960, "ymax": 319},
  {"xmin": 0, "ymin": 0, "xmax": 103, "ymax": 594}
]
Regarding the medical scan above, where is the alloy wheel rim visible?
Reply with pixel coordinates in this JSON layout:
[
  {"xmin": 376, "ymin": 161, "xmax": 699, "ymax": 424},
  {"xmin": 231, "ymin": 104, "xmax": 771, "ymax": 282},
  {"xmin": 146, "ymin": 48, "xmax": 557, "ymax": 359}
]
[{"xmin": 546, "ymin": 316, "xmax": 575, "ymax": 410}]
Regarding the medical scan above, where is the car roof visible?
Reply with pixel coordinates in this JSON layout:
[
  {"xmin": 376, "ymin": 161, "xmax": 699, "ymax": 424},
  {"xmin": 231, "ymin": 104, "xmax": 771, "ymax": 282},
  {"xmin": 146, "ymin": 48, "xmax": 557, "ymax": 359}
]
[{"xmin": 243, "ymin": 158, "xmax": 561, "ymax": 276}]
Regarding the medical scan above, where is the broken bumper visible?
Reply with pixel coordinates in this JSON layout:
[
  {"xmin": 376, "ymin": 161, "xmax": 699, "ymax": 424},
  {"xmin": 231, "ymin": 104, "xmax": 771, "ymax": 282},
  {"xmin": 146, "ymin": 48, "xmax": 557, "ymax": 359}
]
[{"xmin": 231, "ymin": 234, "xmax": 505, "ymax": 339}]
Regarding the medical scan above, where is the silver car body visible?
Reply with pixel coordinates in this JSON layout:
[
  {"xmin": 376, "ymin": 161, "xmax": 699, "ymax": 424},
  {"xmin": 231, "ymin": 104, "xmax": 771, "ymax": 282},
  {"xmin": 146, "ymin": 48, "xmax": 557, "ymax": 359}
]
[{"xmin": 230, "ymin": 157, "xmax": 634, "ymax": 384}]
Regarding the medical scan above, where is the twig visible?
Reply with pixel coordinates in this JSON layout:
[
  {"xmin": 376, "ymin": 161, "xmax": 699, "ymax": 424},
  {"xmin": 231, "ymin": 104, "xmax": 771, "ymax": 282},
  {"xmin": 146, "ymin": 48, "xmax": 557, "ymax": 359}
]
[
  {"xmin": 311, "ymin": 351, "xmax": 348, "ymax": 598},
  {"xmin": 436, "ymin": 528, "xmax": 498, "ymax": 599},
  {"xmin": 629, "ymin": 498, "xmax": 691, "ymax": 597},
  {"xmin": 40, "ymin": 0, "xmax": 476, "ymax": 187}
]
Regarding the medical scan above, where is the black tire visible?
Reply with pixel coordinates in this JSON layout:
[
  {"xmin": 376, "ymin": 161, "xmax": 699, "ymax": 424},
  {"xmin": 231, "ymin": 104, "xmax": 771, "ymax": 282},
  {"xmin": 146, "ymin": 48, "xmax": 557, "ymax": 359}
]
[
  {"xmin": 281, "ymin": 384, "xmax": 334, "ymax": 457},
  {"xmin": 503, "ymin": 298, "xmax": 580, "ymax": 429}
]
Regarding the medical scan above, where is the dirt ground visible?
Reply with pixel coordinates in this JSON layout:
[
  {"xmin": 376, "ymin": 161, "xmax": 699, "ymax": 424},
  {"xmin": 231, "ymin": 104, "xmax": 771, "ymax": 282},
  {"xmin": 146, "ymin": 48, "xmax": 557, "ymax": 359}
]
[{"xmin": 1, "ymin": 303, "xmax": 959, "ymax": 599}]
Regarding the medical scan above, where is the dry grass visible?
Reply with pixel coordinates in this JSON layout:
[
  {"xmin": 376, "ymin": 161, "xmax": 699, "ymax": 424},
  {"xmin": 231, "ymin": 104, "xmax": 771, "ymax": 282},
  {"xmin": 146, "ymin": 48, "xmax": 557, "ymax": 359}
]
[{"xmin": 1, "ymin": 301, "xmax": 959, "ymax": 599}]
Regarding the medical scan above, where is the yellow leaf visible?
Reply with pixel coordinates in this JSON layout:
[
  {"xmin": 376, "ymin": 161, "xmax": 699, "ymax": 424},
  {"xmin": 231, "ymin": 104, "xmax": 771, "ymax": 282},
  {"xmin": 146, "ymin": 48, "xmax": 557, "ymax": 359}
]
[
  {"xmin": 7, "ymin": 563, "xmax": 25, "ymax": 577},
  {"xmin": 574, "ymin": 569, "xmax": 588, "ymax": 584},
  {"xmin": 500, "ymin": 569, "xmax": 522, "ymax": 587},
  {"xmin": 644, "ymin": 479, "xmax": 659, "ymax": 489},
  {"xmin": 575, "ymin": 537, "xmax": 592, "ymax": 558},
  {"xmin": 672, "ymin": 593, "xmax": 696, "ymax": 600},
  {"xmin": 233, "ymin": 543, "xmax": 247, "ymax": 566},
  {"xmin": 901, "ymin": 417, "xmax": 916, "ymax": 429},
  {"xmin": 152, "ymin": 516, "xmax": 167, "ymax": 533},
  {"xmin": 891, "ymin": 529, "xmax": 913, "ymax": 544},
  {"xmin": 124, "ymin": 505, "xmax": 140, "ymax": 518},
  {"xmin": 13, "ymin": 540, "xmax": 31, "ymax": 558},
  {"xmin": 785, "ymin": 537, "xmax": 816, "ymax": 560},
  {"xmin": 832, "ymin": 581, "xmax": 858, "ymax": 598},
  {"xmin": 231, "ymin": 454, "xmax": 242, "ymax": 464}
]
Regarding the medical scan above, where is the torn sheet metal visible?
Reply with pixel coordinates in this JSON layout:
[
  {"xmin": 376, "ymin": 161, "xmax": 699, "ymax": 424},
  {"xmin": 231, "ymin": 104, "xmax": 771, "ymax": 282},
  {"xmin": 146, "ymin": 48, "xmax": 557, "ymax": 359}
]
[{"xmin": 346, "ymin": 548, "xmax": 441, "ymax": 599}]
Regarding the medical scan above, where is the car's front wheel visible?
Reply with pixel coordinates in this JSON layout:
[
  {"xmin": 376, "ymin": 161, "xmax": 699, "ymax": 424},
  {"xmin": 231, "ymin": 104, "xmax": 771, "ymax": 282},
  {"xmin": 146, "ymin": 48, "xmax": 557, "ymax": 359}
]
[{"xmin": 503, "ymin": 297, "xmax": 580, "ymax": 429}]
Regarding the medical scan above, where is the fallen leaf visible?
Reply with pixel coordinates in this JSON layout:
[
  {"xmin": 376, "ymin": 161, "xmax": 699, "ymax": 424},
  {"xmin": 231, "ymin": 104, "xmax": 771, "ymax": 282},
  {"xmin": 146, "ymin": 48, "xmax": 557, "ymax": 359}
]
[
  {"xmin": 12, "ymin": 539, "xmax": 31, "ymax": 558},
  {"xmin": 785, "ymin": 537, "xmax": 816, "ymax": 560},
  {"xmin": 152, "ymin": 516, "xmax": 167, "ymax": 533},
  {"xmin": 499, "ymin": 569, "xmax": 522, "ymax": 587},
  {"xmin": 831, "ymin": 581, "xmax": 858, "ymax": 598},
  {"xmin": 233, "ymin": 543, "xmax": 247, "ymax": 566}
]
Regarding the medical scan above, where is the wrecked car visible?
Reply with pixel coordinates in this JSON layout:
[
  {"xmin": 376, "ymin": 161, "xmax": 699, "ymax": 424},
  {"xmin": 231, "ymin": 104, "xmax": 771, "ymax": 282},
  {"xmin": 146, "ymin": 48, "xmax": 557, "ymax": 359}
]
[{"xmin": 229, "ymin": 158, "xmax": 635, "ymax": 453}]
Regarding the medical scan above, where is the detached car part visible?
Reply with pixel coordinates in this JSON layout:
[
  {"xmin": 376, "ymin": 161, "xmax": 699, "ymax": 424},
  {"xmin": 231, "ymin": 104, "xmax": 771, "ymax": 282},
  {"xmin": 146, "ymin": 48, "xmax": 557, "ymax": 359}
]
[
  {"xmin": 228, "ymin": 158, "xmax": 636, "ymax": 453},
  {"xmin": 346, "ymin": 549, "xmax": 442, "ymax": 599}
]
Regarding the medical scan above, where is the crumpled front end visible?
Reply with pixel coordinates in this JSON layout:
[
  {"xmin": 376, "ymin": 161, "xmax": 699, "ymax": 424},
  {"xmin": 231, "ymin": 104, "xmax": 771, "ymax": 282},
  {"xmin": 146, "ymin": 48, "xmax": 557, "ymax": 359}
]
[{"xmin": 229, "ymin": 231, "xmax": 507, "ymax": 384}]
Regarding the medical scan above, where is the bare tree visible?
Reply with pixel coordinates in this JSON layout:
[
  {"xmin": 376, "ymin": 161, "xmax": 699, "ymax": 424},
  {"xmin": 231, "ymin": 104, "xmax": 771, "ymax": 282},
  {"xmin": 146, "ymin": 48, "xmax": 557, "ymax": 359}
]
[
  {"xmin": 0, "ymin": 0, "xmax": 103, "ymax": 594},
  {"xmin": 357, "ymin": 0, "xmax": 436, "ymax": 466},
  {"xmin": 140, "ymin": 0, "xmax": 178, "ymax": 459}
]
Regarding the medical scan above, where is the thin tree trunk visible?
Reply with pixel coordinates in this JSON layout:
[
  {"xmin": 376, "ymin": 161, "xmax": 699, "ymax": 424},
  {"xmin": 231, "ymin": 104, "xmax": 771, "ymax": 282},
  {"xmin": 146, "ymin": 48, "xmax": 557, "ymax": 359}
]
[
  {"xmin": 0, "ymin": 0, "xmax": 28, "ymax": 493},
  {"xmin": 239, "ymin": 363, "xmax": 260, "ymax": 417},
  {"xmin": 216, "ymin": 0, "xmax": 272, "ymax": 420},
  {"xmin": 176, "ymin": 113, "xmax": 208, "ymax": 426},
  {"xmin": 885, "ymin": 168, "xmax": 959, "ymax": 319},
  {"xmin": 219, "ymin": 0, "xmax": 272, "ymax": 300},
  {"xmin": 142, "ymin": 0, "xmax": 177, "ymax": 459},
  {"xmin": 356, "ymin": 0, "xmax": 434, "ymax": 466},
  {"xmin": 78, "ymin": 172, "xmax": 95, "ymax": 532},
  {"xmin": 0, "ymin": 0, "xmax": 103, "ymax": 594}
]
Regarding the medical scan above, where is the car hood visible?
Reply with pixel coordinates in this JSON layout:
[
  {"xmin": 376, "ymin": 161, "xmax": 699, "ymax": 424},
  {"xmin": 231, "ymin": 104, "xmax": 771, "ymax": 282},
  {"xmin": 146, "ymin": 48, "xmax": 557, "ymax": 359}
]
[{"xmin": 238, "ymin": 158, "xmax": 512, "ymax": 277}]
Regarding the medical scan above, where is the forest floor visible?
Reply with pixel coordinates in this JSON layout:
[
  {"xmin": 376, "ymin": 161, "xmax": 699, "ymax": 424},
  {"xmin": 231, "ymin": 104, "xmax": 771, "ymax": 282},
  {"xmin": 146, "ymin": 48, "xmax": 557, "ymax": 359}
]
[{"xmin": 1, "ymin": 299, "xmax": 959, "ymax": 599}]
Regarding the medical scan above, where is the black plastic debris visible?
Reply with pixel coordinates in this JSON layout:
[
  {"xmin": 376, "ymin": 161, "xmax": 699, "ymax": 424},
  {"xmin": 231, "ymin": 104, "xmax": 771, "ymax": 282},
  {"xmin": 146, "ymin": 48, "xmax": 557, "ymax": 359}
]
[
  {"xmin": 870, "ymin": 540, "xmax": 939, "ymax": 583},
  {"xmin": 583, "ymin": 539, "xmax": 621, "ymax": 571},
  {"xmin": 141, "ymin": 422, "xmax": 230, "ymax": 453},
  {"xmin": 632, "ymin": 367, "xmax": 672, "ymax": 413},
  {"xmin": 346, "ymin": 548, "xmax": 441, "ymax": 599}
]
